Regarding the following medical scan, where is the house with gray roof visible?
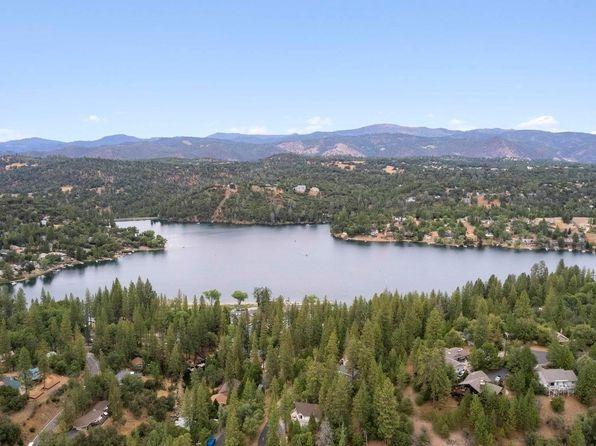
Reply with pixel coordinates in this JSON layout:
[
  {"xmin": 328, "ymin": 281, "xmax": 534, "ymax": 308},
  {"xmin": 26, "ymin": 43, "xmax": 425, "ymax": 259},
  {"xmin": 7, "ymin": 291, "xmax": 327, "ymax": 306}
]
[
  {"xmin": 73, "ymin": 400, "xmax": 109, "ymax": 431},
  {"xmin": 444, "ymin": 347, "xmax": 471, "ymax": 376},
  {"xmin": 459, "ymin": 370, "xmax": 503, "ymax": 395},
  {"xmin": 291, "ymin": 402, "xmax": 321, "ymax": 428},
  {"xmin": 536, "ymin": 367, "xmax": 577, "ymax": 396}
]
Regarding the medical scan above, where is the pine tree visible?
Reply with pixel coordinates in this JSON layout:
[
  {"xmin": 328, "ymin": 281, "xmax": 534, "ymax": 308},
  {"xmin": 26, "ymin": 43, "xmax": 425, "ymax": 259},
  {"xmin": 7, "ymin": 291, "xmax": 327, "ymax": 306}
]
[
  {"xmin": 374, "ymin": 376, "xmax": 400, "ymax": 445},
  {"xmin": 278, "ymin": 329, "xmax": 294, "ymax": 383},
  {"xmin": 324, "ymin": 374, "xmax": 350, "ymax": 428},
  {"xmin": 575, "ymin": 359, "xmax": 596, "ymax": 405},
  {"xmin": 168, "ymin": 340, "xmax": 184, "ymax": 379},
  {"xmin": 469, "ymin": 396, "xmax": 493, "ymax": 446},
  {"xmin": 424, "ymin": 308, "xmax": 444, "ymax": 345},
  {"xmin": 107, "ymin": 373, "xmax": 123, "ymax": 422},
  {"xmin": 17, "ymin": 347, "xmax": 32, "ymax": 390},
  {"xmin": 182, "ymin": 380, "xmax": 211, "ymax": 443},
  {"xmin": 266, "ymin": 401, "xmax": 280, "ymax": 446},
  {"xmin": 547, "ymin": 341, "xmax": 574, "ymax": 369},
  {"xmin": 225, "ymin": 390, "xmax": 243, "ymax": 446}
]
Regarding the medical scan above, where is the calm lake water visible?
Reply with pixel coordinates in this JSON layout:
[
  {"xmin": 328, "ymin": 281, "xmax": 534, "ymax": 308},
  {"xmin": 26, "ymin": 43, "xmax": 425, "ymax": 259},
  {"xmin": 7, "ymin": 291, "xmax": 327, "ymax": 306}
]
[{"xmin": 12, "ymin": 221, "xmax": 596, "ymax": 303}]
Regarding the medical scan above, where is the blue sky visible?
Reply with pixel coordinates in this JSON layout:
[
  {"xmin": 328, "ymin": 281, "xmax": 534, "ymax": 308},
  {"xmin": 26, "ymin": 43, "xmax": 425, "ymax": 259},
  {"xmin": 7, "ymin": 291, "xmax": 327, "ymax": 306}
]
[{"xmin": 1, "ymin": 1, "xmax": 595, "ymax": 141}]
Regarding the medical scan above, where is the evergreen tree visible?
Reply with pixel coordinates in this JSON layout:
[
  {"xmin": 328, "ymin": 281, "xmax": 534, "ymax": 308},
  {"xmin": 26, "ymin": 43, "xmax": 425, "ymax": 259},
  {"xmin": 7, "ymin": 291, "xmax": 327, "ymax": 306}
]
[
  {"xmin": 225, "ymin": 390, "xmax": 242, "ymax": 446},
  {"xmin": 575, "ymin": 359, "xmax": 596, "ymax": 405},
  {"xmin": 374, "ymin": 376, "xmax": 401, "ymax": 445},
  {"xmin": 547, "ymin": 341, "xmax": 574, "ymax": 369}
]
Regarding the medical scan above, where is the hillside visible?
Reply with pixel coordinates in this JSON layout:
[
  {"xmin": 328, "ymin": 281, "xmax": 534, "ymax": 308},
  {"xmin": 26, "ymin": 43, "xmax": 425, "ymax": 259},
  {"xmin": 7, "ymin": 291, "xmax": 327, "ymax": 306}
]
[{"xmin": 1, "ymin": 125, "xmax": 596, "ymax": 162}]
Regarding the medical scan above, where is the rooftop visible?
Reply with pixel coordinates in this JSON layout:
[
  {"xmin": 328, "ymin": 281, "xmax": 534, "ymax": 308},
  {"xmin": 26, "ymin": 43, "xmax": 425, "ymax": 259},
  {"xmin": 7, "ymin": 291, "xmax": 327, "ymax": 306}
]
[
  {"xmin": 73, "ymin": 400, "xmax": 108, "ymax": 430},
  {"xmin": 460, "ymin": 371, "xmax": 503, "ymax": 394},
  {"xmin": 294, "ymin": 402, "xmax": 322, "ymax": 419},
  {"xmin": 537, "ymin": 367, "xmax": 577, "ymax": 383}
]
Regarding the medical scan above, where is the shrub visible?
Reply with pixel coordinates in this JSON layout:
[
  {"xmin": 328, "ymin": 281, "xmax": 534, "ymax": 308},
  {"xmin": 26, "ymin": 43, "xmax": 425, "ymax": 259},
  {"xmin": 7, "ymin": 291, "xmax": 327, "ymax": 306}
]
[
  {"xmin": 550, "ymin": 396, "xmax": 564, "ymax": 413},
  {"xmin": 0, "ymin": 386, "xmax": 27, "ymax": 412}
]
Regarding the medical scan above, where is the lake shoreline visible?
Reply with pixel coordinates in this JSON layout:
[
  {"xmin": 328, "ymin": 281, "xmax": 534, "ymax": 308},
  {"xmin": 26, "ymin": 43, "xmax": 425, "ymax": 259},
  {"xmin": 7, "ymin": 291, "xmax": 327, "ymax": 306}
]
[
  {"xmin": 11, "ymin": 223, "xmax": 596, "ymax": 301},
  {"xmin": 332, "ymin": 232, "xmax": 595, "ymax": 254},
  {"xmin": 116, "ymin": 217, "xmax": 594, "ymax": 255},
  {"xmin": 1, "ymin": 245, "xmax": 164, "ymax": 287}
]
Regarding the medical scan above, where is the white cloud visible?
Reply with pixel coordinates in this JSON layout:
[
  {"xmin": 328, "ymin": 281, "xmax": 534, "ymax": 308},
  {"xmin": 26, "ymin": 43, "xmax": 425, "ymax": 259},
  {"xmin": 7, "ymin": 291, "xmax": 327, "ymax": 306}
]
[
  {"xmin": 287, "ymin": 116, "xmax": 333, "ymax": 134},
  {"xmin": 515, "ymin": 115, "xmax": 559, "ymax": 132},
  {"xmin": 591, "ymin": 131, "xmax": 596, "ymax": 135},
  {"xmin": 448, "ymin": 118, "xmax": 475, "ymax": 131},
  {"xmin": 86, "ymin": 114, "xmax": 101, "ymax": 123},
  {"xmin": 0, "ymin": 128, "xmax": 27, "ymax": 142},
  {"xmin": 227, "ymin": 126, "xmax": 270, "ymax": 135}
]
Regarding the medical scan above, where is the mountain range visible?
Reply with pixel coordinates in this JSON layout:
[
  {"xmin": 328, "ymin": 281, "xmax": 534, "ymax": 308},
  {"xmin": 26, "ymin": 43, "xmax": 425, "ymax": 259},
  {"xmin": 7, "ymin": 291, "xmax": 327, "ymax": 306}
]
[{"xmin": 1, "ymin": 124, "xmax": 595, "ymax": 163}]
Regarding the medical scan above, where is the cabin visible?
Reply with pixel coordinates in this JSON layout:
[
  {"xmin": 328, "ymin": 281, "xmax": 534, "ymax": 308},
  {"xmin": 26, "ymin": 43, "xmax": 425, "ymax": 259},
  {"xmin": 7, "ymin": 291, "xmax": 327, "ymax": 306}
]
[
  {"xmin": 458, "ymin": 371, "xmax": 503, "ymax": 395},
  {"xmin": 291, "ymin": 402, "xmax": 322, "ymax": 428},
  {"xmin": 536, "ymin": 367, "xmax": 577, "ymax": 396},
  {"xmin": 73, "ymin": 400, "xmax": 109, "ymax": 431},
  {"xmin": 444, "ymin": 347, "xmax": 471, "ymax": 376}
]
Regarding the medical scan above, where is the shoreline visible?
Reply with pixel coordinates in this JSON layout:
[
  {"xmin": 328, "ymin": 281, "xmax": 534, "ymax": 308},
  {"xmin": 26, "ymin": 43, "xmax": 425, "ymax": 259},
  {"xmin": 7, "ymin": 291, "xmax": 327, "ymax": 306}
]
[
  {"xmin": 0, "ymin": 246, "xmax": 165, "ymax": 286},
  {"xmin": 331, "ymin": 233, "xmax": 595, "ymax": 254},
  {"xmin": 116, "ymin": 216, "xmax": 594, "ymax": 255}
]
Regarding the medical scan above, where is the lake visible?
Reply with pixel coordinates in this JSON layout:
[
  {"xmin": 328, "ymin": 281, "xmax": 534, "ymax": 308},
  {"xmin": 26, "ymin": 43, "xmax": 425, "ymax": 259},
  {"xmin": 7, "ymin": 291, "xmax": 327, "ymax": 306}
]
[{"xmin": 12, "ymin": 221, "xmax": 596, "ymax": 303}]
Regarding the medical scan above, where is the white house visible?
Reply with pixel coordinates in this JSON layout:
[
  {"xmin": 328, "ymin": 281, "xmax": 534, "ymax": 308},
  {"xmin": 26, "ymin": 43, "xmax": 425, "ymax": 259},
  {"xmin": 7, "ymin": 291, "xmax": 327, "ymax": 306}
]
[
  {"xmin": 536, "ymin": 367, "xmax": 577, "ymax": 396},
  {"xmin": 291, "ymin": 402, "xmax": 321, "ymax": 428}
]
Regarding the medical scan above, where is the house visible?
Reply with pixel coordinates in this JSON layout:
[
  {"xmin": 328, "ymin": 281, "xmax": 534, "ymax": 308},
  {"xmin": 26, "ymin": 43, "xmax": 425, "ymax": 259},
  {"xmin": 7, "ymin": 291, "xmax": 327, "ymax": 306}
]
[
  {"xmin": 294, "ymin": 185, "xmax": 307, "ymax": 194},
  {"xmin": 291, "ymin": 402, "xmax": 322, "ymax": 428},
  {"xmin": 444, "ymin": 347, "xmax": 471, "ymax": 376},
  {"xmin": 210, "ymin": 393, "xmax": 228, "ymax": 405},
  {"xmin": 536, "ymin": 367, "xmax": 577, "ymax": 396},
  {"xmin": 459, "ymin": 371, "xmax": 503, "ymax": 395},
  {"xmin": 73, "ymin": 400, "xmax": 109, "ymax": 431},
  {"xmin": 131, "ymin": 356, "xmax": 144, "ymax": 371},
  {"xmin": 1, "ymin": 376, "xmax": 21, "ymax": 392},
  {"xmin": 210, "ymin": 379, "xmax": 240, "ymax": 406},
  {"xmin": 28, "ymin": 367, "xmax": 41, "ymax": 382}
]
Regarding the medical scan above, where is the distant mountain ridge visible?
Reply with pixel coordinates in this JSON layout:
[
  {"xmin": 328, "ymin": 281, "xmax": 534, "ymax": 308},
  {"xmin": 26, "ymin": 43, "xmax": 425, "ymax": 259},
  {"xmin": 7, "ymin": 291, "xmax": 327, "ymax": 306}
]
[{"xmin": 1, "ymin": 124, "xmax": 595, "ymax": 163}]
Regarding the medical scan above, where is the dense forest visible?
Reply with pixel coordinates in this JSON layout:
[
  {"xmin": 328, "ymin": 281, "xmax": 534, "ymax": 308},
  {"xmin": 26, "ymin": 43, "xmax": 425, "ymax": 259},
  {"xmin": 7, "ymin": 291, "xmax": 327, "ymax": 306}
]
[{"xmin": 0, "ymin": 261, "xmax": 594, "ymax": 445}]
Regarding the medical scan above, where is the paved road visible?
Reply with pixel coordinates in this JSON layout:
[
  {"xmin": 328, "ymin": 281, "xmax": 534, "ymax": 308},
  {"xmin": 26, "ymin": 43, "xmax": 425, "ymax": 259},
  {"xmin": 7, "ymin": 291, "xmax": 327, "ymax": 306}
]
[
  {"xmin": 86, "ymin": 352, "xmax": 100, "ymax": 376},
  {"xmin": 30, "ymin": 409, "xmax": 62, "ymax": 446},
  {"xmin": 30, "ymin": 352, "xmax": 101, "ymax": 445},
  {"xmin": 258, "ymin": 425, "xmax": 268, "ymax": 446}
]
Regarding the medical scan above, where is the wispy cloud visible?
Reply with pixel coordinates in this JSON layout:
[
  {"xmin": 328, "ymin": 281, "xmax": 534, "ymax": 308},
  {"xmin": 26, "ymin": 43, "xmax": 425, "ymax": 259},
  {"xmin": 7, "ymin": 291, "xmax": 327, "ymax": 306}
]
[
  {"xmin": 86, "ymin": 114, "xmax": 101, "ymax": 123},
  {"xmin": 515, "ymin": 115, "xmax": 559, "ymax": 132},
  {"xmin": 448, "ymin": 118, "xmax": 475, "ymax": 131},
  {"xmin": 287, "ymin": 116, "xmax": 333, "ymax": 134},
  {"xmin": 227, "ymin": 125, "xmax": 270, "ymax": 135},
  {"xmin": 0, "ymin": 128, "xmax": 27, "ymax": 142}
]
